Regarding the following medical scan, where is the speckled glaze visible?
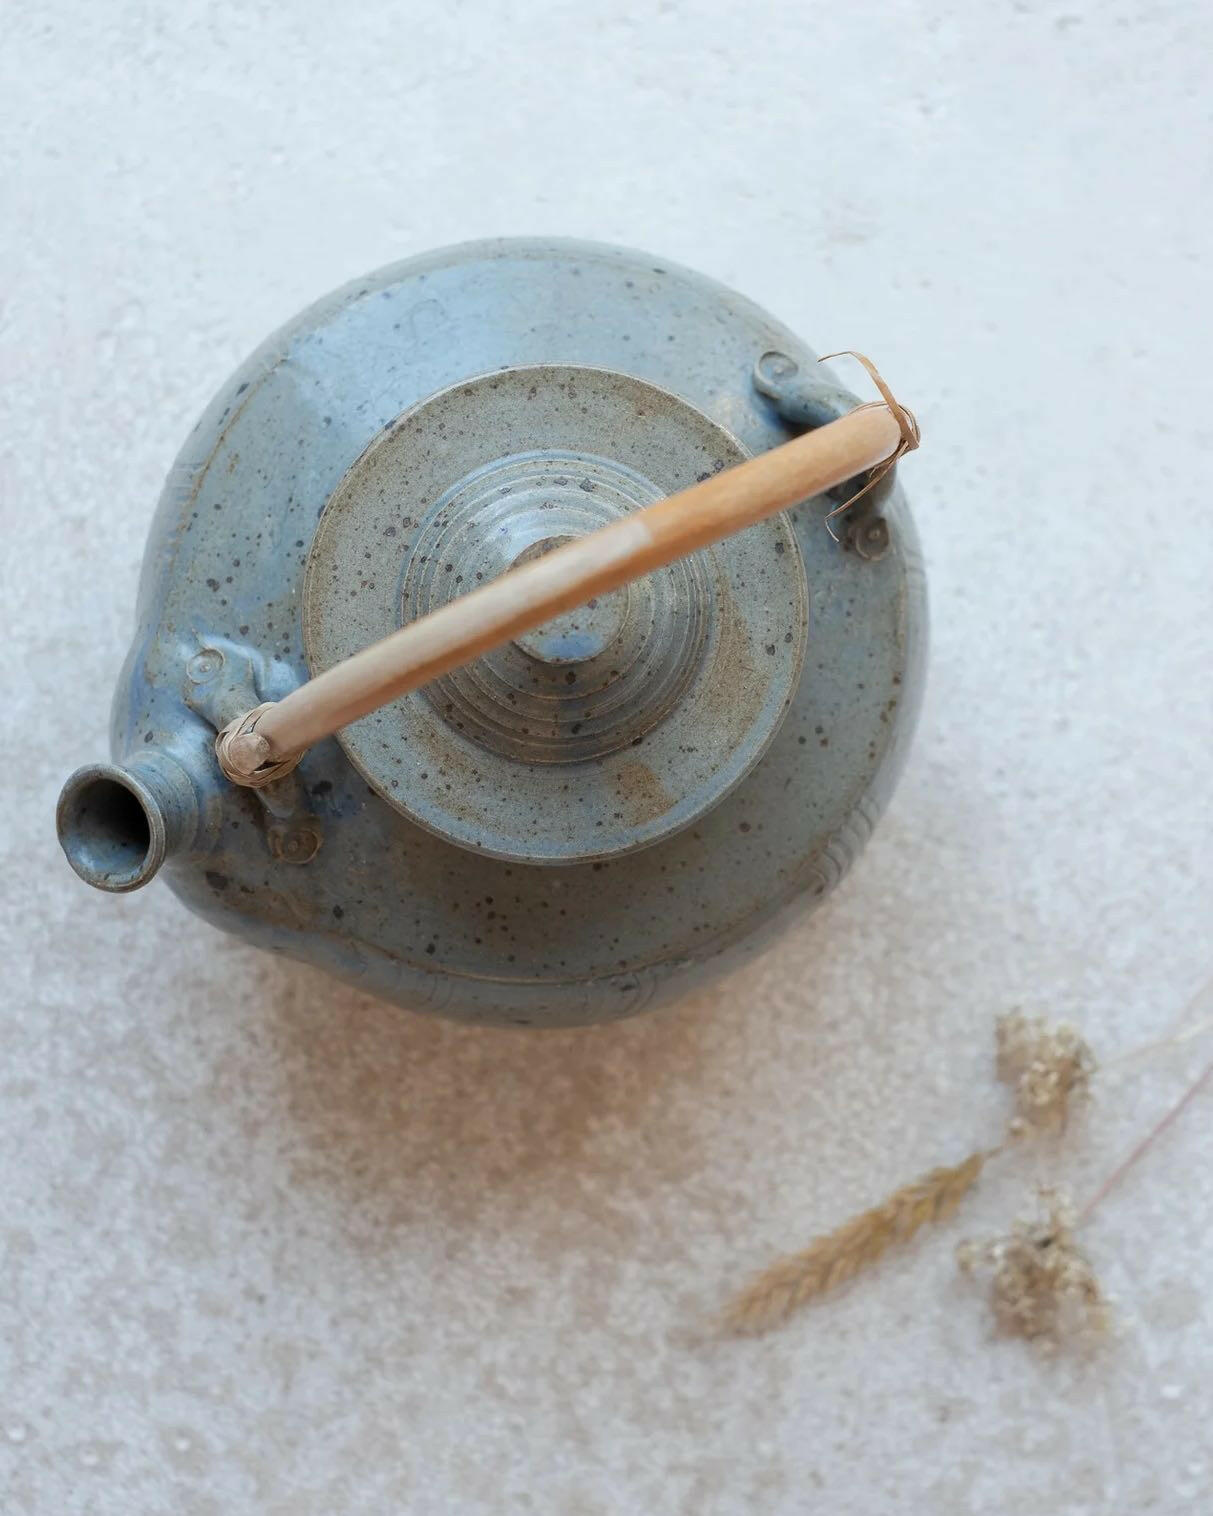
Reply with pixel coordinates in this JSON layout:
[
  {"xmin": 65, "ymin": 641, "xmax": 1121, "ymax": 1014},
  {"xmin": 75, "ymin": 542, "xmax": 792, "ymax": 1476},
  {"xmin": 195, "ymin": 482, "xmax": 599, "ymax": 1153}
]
[
  {"xmin": 303, "ymin": 362, "xmax": 808, "ymax": 864},
  {"xmin": 57, "ymin": 238, "xmax": 927, "ymax": 1026}
]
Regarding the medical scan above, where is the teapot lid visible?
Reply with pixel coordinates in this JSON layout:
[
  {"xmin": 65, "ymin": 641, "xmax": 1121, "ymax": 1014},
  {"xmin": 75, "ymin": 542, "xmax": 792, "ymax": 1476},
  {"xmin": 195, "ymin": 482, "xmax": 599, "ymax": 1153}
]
[{"xmin": 303, "ymin": 362, "xmax": 807, "ymax": 863}]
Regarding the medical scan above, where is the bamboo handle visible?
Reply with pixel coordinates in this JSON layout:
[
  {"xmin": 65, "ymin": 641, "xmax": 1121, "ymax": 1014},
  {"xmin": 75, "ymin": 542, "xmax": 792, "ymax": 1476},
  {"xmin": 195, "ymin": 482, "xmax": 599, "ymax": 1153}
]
[{"xmin": 217, "ymin": 397, "xmax": 912, "ymax": 785}]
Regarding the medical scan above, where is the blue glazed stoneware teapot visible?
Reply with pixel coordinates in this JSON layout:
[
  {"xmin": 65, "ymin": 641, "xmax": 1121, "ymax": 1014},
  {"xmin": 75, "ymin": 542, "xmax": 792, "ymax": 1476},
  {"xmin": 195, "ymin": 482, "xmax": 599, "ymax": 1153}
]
[{"xmin": 57, "ymin": 238, "xmax": 926, "ymax": 1026}]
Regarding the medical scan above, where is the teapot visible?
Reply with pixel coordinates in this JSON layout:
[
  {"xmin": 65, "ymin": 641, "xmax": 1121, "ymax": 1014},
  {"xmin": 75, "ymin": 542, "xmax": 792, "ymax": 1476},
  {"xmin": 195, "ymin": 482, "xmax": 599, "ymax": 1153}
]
[{"xmin": 56, "ymin": 238, "xmax": 926, "ymax": 1026}]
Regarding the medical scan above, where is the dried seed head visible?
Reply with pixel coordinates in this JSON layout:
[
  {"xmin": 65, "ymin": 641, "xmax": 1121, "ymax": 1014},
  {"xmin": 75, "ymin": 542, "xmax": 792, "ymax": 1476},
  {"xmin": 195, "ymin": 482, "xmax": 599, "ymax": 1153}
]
[
  {"xmin": 957, "ymin": 1187, "xmax": 1109, "ymax": 1349},
  {"xmin": 721, "ymin": 1152, "xmax": 988, "ymax": 1335},
  {"xmin": 996, "ymin": 1012, "xmax": 1096, "ymax": 1135}
]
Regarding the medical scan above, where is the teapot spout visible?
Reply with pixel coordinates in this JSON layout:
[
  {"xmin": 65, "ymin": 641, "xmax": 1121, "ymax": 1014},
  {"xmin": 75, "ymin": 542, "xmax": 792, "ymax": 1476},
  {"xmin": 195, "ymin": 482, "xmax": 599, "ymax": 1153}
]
[{"xmin": 56, "ymin": 756, "xmax": 198, "ymax": 893}]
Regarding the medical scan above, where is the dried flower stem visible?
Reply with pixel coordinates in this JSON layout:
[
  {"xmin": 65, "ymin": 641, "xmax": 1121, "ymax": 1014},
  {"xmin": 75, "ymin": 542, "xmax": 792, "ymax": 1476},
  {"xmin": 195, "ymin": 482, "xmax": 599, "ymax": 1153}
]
[
  {"xmin": 721, "ymin": 1150, "xmax": 990, "ymax": 1335},
  {"xmin": 1103, "ymin": 1014, "xmax": 1213, "ymax": 1072},
  {"xmin": 961, "ymin": 1006, "xmax": 1213, "ymax": 1350},
  {"xmin": 1102, "ymin": 972, "xmax": 1213, "ymax": 1075},
  {"xmin": 1079, "ymin": 1054, "xmax": 1213, "ymax": 1224}
]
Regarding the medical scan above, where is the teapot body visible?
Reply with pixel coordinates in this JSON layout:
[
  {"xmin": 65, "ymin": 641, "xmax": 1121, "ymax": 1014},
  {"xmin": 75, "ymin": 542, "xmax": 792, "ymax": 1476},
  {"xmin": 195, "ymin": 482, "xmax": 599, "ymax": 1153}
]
[{"xmin": 59, "ymin": 239, "xmax": 926, "ymax": 1026}]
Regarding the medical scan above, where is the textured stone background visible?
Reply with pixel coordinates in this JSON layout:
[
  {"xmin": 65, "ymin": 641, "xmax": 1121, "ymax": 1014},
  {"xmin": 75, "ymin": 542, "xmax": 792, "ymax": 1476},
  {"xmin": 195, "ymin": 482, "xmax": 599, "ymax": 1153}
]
[{"xmin": 3, "ymin": 3, "xmax": 1211, "ymax": 1512}]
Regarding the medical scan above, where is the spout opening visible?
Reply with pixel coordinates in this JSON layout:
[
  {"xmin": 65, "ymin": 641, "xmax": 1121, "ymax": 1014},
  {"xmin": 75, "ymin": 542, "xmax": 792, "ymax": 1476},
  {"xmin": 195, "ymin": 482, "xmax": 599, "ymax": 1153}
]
[{"xmin": 57, "ymin": 764, "xmax": 166, "ymax": 893}]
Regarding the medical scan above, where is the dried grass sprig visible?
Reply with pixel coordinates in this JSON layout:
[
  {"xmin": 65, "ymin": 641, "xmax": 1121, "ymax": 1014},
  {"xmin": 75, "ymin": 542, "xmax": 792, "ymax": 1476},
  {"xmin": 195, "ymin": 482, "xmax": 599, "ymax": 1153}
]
[
  {"xmin": 717, "ymin": 1000, "xmax": 1206, "ymax": 1345},
  {"xmin": 721, "ymin": 1151, "xmax": 989, "ymax": 1335}
]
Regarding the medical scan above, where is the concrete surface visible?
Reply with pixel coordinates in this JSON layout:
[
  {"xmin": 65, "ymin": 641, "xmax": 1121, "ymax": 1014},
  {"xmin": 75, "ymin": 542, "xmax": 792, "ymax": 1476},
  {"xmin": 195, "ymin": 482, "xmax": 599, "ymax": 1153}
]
[{"xmin": 2, "ymin": 2, "xmax": 1211, "ymax": 1512}]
